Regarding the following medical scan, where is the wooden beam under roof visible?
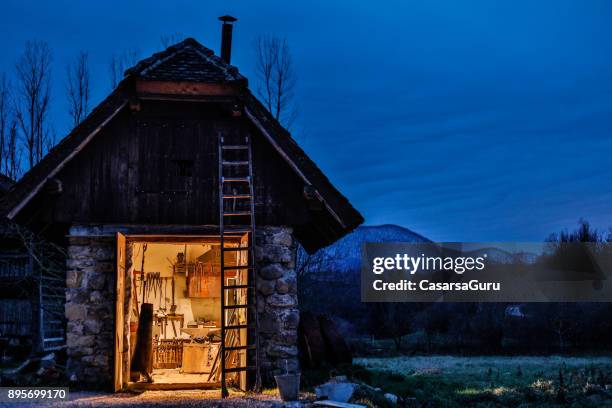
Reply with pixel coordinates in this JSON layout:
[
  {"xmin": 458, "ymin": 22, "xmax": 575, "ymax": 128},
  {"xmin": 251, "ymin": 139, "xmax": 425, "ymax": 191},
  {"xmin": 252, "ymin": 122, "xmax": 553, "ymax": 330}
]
[{"xmin": 136, "ymin": 80, "xmax": 242, "ymax": 97}]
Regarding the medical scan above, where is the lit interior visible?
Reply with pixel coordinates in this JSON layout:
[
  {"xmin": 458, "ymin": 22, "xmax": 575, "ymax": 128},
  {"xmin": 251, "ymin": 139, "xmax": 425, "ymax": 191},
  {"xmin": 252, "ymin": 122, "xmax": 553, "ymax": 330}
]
[{"xmin": 127, "ymin": 238, "xmax": 248, "ymax": 387}]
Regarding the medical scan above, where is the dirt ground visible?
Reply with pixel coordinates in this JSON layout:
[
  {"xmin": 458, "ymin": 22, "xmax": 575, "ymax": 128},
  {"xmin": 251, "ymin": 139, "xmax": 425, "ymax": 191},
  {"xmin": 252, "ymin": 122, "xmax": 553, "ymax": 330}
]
[{"xmin": 0, "ymin": 390, "xmax": 290, "ymax": 408}]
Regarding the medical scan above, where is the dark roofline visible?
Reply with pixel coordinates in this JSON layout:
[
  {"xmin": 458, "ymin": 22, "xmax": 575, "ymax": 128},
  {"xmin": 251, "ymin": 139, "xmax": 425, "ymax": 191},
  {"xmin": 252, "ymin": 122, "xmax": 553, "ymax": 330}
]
[
  {"xmin": 242, "ymin": 91, "xmax": 363, "ymax": 231},
  {"xmin": 0, "ymin": 174, "xmax": 15, "ymax": 193},
  {"xmin": 0, "ymin": 85, "xmax": 129, "ymax": 219},
  {"xmin": 125, "ymin": 38, "xmax": 247, "ymax": 85}
]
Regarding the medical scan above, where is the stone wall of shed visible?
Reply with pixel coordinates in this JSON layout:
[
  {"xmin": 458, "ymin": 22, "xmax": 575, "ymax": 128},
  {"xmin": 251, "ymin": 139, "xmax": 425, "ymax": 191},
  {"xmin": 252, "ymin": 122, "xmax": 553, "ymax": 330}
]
[
  {"xmin": 65, "ymin": 236, "xmax": 115, "ymax": 388},
  {"xmin": 254, "ymin": 226, "xmax": 300, "ymax": 383},
  {"xmin": 64, "ymin": 226, "xmax": 300, "ymax": 389}
]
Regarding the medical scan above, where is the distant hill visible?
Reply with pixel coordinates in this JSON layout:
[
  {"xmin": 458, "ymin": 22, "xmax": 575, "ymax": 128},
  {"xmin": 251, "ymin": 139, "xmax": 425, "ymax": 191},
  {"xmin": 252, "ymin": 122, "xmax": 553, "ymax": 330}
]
[
  {"xmin": 463, "ymin": 247, "xmax": 539, "ymax": 264},
  {"xmin": 298, "ymin": 224, "xmax": 430, "ymax": 330},
  {"xmin": 311, "ymin": 224, "xmax": 431, "ymax": 274}
]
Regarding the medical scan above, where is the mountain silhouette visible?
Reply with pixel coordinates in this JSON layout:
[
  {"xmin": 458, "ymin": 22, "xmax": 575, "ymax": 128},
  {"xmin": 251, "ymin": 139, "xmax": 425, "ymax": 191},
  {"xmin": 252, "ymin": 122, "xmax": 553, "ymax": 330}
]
[{"xmin": 308, "ymin": 224, "xmax": 431, "ymax": 274}]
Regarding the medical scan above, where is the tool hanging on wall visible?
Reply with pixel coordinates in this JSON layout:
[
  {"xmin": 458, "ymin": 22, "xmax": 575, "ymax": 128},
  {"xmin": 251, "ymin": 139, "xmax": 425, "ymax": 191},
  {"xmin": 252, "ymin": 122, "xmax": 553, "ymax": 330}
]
[
  {"xmin": 144, "ymin": 273, "xmax": 151, "ymax": 303},
  {"xmin": 169, "ymin": 276, "xmax": 177, "ymax": 315},
  {"xmin": 144, "ymin": 276, "xmax": 150, "ymax": 303},
  {"xmin": 161, "ymin": 278, "xmax": 167, "ymax": 313},
  {"xmin": 188, "ymin": 261, "xmax": 210, "ymax": 297},
  {"xmin": 132, "ymin": 269, "xmax": 140, "ymax": 318},
  {"xmin": 144, "ymin": 272, "xmax": 162, "ymax": 303},
  {"xmin": 155, "ymin": 273, "xmax": 160, "ymax": 299},
  {"xmin": 131, "ymin": 245, "xmax": 141, "ymax": 318},
  {"xmin": 158, "ymin": 278, "xmax": 165, "ymax": 314}
]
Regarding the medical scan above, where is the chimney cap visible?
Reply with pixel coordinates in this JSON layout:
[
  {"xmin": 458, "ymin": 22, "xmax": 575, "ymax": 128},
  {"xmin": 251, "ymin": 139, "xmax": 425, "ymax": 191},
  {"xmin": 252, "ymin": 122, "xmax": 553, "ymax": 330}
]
[{"xmin": 218, "ymin": 15, "xmax": 237, "ymax": 23}]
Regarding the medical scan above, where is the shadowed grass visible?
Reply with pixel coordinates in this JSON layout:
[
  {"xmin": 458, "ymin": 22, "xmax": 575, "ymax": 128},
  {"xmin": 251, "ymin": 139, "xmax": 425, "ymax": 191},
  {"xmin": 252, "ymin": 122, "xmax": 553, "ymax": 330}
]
[{"xmin": 351, "ymin": 356, "xmax": 612, "ymax": 407}]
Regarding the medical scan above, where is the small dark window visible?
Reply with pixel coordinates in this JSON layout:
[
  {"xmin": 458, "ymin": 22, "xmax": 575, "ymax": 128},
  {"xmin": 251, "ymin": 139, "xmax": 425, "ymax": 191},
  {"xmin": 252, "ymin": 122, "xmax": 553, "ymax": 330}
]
[{"xmin": 172, "ymin": 159, "xmax": 194, "ymax": 177}]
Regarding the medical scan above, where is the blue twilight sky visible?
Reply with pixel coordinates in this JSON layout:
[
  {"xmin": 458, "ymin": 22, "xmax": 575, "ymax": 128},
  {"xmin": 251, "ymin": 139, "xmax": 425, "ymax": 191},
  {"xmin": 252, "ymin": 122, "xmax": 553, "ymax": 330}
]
[{"xmin": 1, "ymin": 0, "xmax": 611, "ymax": 242}]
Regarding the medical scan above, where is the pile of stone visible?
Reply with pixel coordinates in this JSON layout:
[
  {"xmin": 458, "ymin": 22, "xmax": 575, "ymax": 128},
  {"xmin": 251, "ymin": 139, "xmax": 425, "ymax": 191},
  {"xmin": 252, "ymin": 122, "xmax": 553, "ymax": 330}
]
[{"xmin": 313, "ymin": 376, "xmax": 400, "ymax": 407}]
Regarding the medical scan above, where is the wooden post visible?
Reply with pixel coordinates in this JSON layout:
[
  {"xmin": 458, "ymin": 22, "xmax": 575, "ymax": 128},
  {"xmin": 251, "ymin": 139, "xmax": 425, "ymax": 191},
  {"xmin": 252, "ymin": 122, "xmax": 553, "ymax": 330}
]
[{"xmin": 114, "ymin": 232, "xmax": 126, "ymax": 391}]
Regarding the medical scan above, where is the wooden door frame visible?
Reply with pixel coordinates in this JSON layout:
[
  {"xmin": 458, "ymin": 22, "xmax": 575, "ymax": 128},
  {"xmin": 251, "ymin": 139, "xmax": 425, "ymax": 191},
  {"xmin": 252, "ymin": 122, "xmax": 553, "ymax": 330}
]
[
  {"xmin": 113, "ymin": 233, "xmax": 246, "ymax": 391},
  {"xmin": 113, "ymin": 232, "xmax": 126, "ymax": 391}
]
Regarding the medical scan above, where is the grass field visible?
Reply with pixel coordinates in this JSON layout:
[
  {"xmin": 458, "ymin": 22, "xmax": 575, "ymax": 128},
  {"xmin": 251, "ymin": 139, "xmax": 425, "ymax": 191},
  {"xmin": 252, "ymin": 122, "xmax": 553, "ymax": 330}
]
[{"xmin": 351, "ymin": 355, "xmax": 612, "ymax": 407}]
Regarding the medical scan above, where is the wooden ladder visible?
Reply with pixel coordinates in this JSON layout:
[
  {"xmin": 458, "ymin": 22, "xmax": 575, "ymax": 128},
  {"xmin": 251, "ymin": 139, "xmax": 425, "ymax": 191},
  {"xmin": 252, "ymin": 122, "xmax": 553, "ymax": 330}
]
[{"xmin": 218, "ymin": 135, "xmax": 261, "ymax": 397}]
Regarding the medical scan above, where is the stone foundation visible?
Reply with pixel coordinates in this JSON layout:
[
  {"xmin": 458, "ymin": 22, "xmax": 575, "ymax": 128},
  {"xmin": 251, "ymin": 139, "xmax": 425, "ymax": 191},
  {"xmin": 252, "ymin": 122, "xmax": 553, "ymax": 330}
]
[{"xmin": 64, "ymin": 226, "xmax": 299, "ymax": 389}]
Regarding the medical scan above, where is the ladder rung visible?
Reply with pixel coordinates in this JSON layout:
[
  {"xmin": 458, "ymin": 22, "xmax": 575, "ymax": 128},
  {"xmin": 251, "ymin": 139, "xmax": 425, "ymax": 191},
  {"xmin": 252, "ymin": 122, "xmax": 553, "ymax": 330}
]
[
  {"xmin": 222, "ymin": 304, "xmax": 254, "ymax": 310},
  {"xmin": 223, "ymin": 211, "xmax": 252, "ymax": 217},
  {"xmin": 223, "ymin": 366, "xmax": 256, "ymax": 373},
  {"xmin": 225, "ymin": 324, "xmax": 254, "ymax": 330},
  {"xmin": 222, "ymin": 177, "xmax": 250, "ymax": 183},
  {"xmin": 222, "ymin": 246, "xmax": 252, "ymax": 252},
  {"xmin": 43, "ymin": 337, "xmax": 64, "ymax": 342},
  {"xmin": 222, "ymin": 161, "xmax": 249, "ymax": 166},
  {"xmin": 223, "ymin": 194, "xmax": 252, "ymax": 199},
  {"xmin": 222, "ymin": 265, "xmax": 253, "ymax": 270},
  {"xmin": 224, "ymin": 345, "xmax": 256, "ymax": 351},
  {"xmin": 223, "ymin": 227, "xmax": 252, "ymax": 234},
  {"xmin": 43, "ymin": 345, "xmax": 66, "ymax": 352},
  {"xmin": 221, "ymin": 145, "xmax": 248, "ymax": 150},
  {"xmin": 41, "ymin": 276, "xmax": 65, "ymax": 282},
  {"xmin": 223, "ymin": 284, "xmax": 254, "ymax": 290},
  {"xmin": 42, "ymin": 306, "xmax": 64, "ymax": 311}
]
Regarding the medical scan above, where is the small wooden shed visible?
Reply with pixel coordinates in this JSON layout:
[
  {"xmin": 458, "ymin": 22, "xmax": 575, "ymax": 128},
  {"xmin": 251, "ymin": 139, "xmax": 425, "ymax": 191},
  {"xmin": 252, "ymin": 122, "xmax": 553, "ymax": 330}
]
[{"xmin": 0, "ymin": 20, "xmax": 362, "ymax": 393}]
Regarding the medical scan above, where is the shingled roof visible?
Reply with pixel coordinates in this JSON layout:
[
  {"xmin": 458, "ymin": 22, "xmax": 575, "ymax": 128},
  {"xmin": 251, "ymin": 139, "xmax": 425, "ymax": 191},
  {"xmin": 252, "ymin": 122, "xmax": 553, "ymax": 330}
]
[
  {"xmin": 0, "ymin": 38, "xmax": 363, "ymax": 251},
  {"xmin": 125, "ymin": 38, "xmax": 246, "ymax": 84}
]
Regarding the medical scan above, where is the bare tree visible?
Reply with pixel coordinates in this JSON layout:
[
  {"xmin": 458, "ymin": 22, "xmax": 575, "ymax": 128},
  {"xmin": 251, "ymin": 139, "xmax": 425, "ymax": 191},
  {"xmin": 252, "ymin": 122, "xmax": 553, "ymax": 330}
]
[
  {"xmin": 65, "ymin": 51, "xmax": 91, "ymax": 127},
  {"xmin": 108, "ymin": 55, "xmax": 121, "ymax": 89},
  {"xmin": 296, "ymin": 245, "xmax": 332, "ymax": 283},
  {"xmin": 368, "ymin": 303, "xmax": 415, "ymax": 351},
  {"xmin": 15, "ymin": 40, "xmax": 53, "ymax": 169},
  {"xmin": 160, "ymin": 32, "xmax": 185, "ymax": 48},
  {"xmin": 0, "ymin": 74, "xmax": 21, "ymax": 179},
  {"xmin": 0, "ymin": 73, "xmax": 10, "ymax": 174},
  {"xmin": 254, "ymin": 35, "xmax": 297, "ymax": 128},
  {"xmin": 108, "ymin": 48, "xmax": 140, "ymax": 88},
  {"xmin": 5, "ymin": 119, "xmax": 21, "ymax": 180}
]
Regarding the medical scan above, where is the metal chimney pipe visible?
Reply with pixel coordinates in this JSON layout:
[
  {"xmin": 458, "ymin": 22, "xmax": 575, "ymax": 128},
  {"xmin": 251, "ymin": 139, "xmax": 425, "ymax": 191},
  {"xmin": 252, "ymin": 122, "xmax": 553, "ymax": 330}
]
[{"xmin": 218, "ymin": 15, "xmax": 237, "ymax": 64}]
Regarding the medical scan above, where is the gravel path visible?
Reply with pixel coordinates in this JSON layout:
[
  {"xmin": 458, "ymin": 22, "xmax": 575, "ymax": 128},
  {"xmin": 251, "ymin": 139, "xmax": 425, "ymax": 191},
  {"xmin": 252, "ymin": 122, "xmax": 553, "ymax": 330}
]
[{"xmin": 1, "ymin": 390, "xmax": 288, "ymax": 408}]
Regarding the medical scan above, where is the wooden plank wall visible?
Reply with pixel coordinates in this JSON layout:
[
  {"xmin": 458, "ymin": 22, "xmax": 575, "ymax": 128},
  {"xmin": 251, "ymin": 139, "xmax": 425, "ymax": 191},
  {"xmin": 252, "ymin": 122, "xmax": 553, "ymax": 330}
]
[
  {"xmin": 0, "ymin": 254, "xmax": 31, "ymax": 279},
  {"xmin": 36, "ymin": 101, "xmax": 310, "ymax": 228},
  {"xmin": 0, "ymin": 299, "xmax": 33, "ymax": 337}
]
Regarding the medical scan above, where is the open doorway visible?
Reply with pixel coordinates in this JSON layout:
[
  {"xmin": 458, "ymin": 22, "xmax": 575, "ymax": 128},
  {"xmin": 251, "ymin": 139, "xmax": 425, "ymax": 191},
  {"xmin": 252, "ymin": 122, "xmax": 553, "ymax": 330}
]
[{"xmin": 119, "ymin": 235, "xmax": 249, "ymax": 390}]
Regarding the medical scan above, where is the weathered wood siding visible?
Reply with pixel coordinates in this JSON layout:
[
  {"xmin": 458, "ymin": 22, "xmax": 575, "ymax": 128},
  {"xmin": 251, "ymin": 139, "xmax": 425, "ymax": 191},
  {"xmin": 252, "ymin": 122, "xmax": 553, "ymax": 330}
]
[
  {"xmin": 0, "ymin": 299, "xmax": 33, "ymax": 337},
  {"xmin": 31, "ymin": 101, "xmax": 311, "ymax": 228},
  {"xmin": 0, "ymin": 253, "xmax": 31, "ymax": 279}
]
